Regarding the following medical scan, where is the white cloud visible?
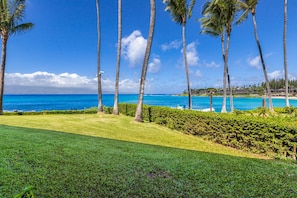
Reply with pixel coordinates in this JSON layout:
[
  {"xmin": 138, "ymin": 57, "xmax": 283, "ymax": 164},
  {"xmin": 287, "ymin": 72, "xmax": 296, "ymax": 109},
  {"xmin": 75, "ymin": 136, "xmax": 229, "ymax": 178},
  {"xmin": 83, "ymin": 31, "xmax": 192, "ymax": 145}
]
[
  {"xmin": 119, "ymin": 79, "xmax": 139, "ymax": 91},
  {"xmin": 4, "ymin": 71, "xmax": 146, "ymax": 94},
  {"xmin": 122, "ymin": 30, "xmax": 147, "ymax": 67},
  {"xmin": 268, "ymin": 70, "xmax": 282, "ymax": 79},
  {"xmin": 148, "ymin": 57, "xmax": 161, "ymax": 73},
  {"xmin": 247, "ymin": 56, "xmax": 261, "ymax": 69},
  {"xmin": 5, "ymin": 71, "xmax": 95, "ymax": 88},
  {"xmin": 195, "ymin": 70, "xmax": 202, "ymax": 77},
  {"xmin": 182, "ymin": 42, "xmax": 199, "ymax": 66},
  {"xmin": 161, "ymin": 40, "xmax": 182, "ymax": 51},
  {"xmin": 206, "ymin": 61, "xmax": 220, "ymax": 68}
]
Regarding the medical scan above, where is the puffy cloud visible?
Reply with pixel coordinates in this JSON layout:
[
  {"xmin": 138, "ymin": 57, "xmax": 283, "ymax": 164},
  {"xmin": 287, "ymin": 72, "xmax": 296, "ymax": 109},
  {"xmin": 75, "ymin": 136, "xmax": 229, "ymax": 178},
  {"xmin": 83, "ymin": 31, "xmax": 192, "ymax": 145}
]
[
  {"xmin": 247, "ymin": 56, "xmax": 261, "ymax": 69},
  {"xmin": 5, "ymin": 71, "xmax": 95, "ymax": 88},
  {"xmin": 148, "ymin": 57, "xmax": 161, "ymax": 73},
  {"xmin": 122, "ymin": 30, "xmax": 147, "ymax": 67},
  {"xmin": 4, "ymin": 71, "xmax": 145, "ymax": 94},
  {"xmin": 206, "ymin": 61, "xmax": 220, "ymax": 68},
  {"xmin": 268, "ymin": 70, "xmax": 282, "ymax": 79},
  {"xmin": 119, "ymin": 79, "xmax": 139, "ymax": 91},
  {"xmin": 182, "ymin": 42, "xmax": 199, "ymax": 66},
  {"xmin": 161, "ymin": 40, "xmax": 182, "ymax": 51}
]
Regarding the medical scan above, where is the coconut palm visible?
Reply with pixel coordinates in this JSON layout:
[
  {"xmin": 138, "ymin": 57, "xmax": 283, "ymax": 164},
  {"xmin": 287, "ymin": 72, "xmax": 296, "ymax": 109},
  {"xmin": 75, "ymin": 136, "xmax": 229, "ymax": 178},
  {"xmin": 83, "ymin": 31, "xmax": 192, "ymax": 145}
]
[
  {"xmin": 237, "ymin": 0, "xmax": 273, "ymax": 111},
  {"xmin": 163, "ymin": 0, "xmax": 196, "ymax": 110},
  {"xmin": 201, "ymin": 0, "xmax": 237, "ymax": 113},
  {"xmin": 134, "ymin": 0, "xmax": 156, "ymax": 122},
  {"xmin": 95, "ymin": 0, "xmax": 103, "ymax": 113},
  {"xmin": 0, "ymin": 0, "xmax": 33, "ymax": 115},
  {"xmin": 113, "ymin": 0, "xmax": 122, "ymax": 115},
  {"xmin": 283, "ymin": 0, "xmax": 289, "ymax": 106}
]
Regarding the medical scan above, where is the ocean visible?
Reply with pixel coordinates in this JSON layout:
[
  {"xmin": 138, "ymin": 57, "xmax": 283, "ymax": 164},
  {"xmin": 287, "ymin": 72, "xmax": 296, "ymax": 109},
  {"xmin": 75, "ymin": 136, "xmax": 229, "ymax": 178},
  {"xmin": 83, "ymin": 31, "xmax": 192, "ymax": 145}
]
[{"xmin": 3, "ymin": 94, "xmax": 297, "ymax": 112}]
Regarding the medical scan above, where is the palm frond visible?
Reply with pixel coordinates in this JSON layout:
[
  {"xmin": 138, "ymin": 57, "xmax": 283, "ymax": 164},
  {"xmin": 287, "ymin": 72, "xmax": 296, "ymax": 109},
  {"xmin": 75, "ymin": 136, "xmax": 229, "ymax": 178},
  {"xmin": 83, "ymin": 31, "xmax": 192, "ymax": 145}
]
[
  {"xmin": 187, "ymin": 0, "xmax": 196, "ymax": 18},
  {"xmin": 10, "ymin": 22, "xmax": 33, "ymax": 35}
]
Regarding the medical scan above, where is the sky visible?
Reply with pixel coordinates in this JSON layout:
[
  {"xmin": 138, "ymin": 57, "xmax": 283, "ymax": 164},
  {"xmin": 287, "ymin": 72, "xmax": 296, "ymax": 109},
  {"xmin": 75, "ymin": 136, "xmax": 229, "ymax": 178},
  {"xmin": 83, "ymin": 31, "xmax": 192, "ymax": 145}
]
[{"xmin": 3, "ymin": 0, "xmax": 297, "ymax": 94}]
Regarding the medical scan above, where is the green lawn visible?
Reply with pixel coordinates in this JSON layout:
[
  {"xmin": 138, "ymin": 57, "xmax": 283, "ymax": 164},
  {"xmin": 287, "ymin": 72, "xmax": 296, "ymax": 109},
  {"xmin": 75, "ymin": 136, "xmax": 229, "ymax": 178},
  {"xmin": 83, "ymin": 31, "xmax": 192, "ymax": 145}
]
[{"xmin": 0, "ymin": 114, "xmax": 296, "ymax": 197}]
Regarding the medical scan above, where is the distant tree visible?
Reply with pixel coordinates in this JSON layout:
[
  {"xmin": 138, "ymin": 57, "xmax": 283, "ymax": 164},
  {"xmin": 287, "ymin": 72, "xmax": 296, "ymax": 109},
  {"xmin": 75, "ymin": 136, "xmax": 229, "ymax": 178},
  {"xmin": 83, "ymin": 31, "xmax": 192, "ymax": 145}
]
[
  {"xmin": 237, "ymin": 0, "xmax": 273, "ymax": 111},
  {"xmin": 96, "ymin": 0, "xmax": 103, "ymax": 113},
  {"xmin": 113, "ymin": 0, "xmax": 122, "ymax": 115},
  {"xmin": 163, "ymin": 0, "xmax": 196, "ymax": 110},
  {"xmin": 0, "ymin": 0, "xmax": 34, "ymax": 115},
  {"xmin": 134, "ymin": 0, "xmax": 156, "ymax": 122},
  {"xmin": 283, "ymin": 0, "xmax": 289, "ymax": 106},
  {"xmin": 201, "ymin": 0, "xmax": 238, "ymax": 113}
]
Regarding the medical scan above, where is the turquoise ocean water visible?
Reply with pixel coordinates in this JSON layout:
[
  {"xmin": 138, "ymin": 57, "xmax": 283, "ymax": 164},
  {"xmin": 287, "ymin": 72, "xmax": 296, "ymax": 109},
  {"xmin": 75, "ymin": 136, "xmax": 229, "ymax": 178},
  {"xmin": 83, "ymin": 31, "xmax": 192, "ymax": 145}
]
[{"xmin": 3, "ymin": 94, "xmax": 297, "ymax": 112}]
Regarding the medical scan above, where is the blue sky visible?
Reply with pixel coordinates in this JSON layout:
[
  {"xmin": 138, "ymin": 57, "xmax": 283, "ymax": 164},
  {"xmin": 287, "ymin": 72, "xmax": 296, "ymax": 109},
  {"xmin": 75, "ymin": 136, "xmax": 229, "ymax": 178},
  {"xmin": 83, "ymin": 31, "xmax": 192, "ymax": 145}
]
[{"xmin": 4, "ymin": 0, "xmax": 297, "ymax": 94}]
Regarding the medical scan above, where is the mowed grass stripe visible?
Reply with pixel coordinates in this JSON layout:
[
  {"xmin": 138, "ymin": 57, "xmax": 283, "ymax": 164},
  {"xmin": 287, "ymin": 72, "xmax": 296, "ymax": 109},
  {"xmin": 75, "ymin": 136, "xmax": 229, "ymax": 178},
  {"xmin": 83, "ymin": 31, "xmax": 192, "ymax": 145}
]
[
  {"xmin": 0, "ymin": 114, "xmax": 267, "ymax": 159},
  {"xmin": 0, "ymin": 114, "xmax": 296, "ymax": 197}
]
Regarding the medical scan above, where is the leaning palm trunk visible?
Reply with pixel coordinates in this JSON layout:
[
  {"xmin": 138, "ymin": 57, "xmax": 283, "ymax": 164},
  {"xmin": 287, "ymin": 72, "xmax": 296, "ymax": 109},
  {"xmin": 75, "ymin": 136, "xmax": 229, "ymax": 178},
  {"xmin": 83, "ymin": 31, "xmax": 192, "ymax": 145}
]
[
  {"xmin": 221, "ymin": 34, "xmax": 234, "ymax": 112},
  {"xmin": 252, "ymin": 13, "xmax": 273, "ymax": 111},
  {"xmin": 221, "ymin": 32, "xmax": 232, "ymax": 113},
  {"xmin": 0, "ymin": 37, "xmax": 8, "ymax": 115},
  {"xmin": 96, "ymin": 0, "xmax": 103, "ymax": 112},
  {"xmin": 227, "ymin": 67, "xmax": 234, "ymax": 112},
  {"xmin": 182, "ymin": 24, "xmax": 192, "ymax": 110},
  {"xmin": 220, "ymin": 35, "xmax": 227, "ymax": 113},
  {"xmin": 283, "ymin": 0, "xmax": 289, "ymax": 106},
  {"xmin": 135, "ymin": 0, "xmax": 156, "ymax": 122},
  {"xmin": 113, "ymin": 0, "xmax": 122, "ymax": 115}
]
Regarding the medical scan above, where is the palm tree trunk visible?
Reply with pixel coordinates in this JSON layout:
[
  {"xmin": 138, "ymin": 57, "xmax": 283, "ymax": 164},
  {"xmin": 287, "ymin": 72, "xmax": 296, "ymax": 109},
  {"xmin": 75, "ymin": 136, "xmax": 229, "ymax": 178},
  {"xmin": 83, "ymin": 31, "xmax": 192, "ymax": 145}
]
[
  {"xmin": 182, "ymin": 24, "xmax": 192, "ymax": 110},
  {"xmin": 220, "ymin": 34, "xmax": 227, "ymax": 113},
  {"xmin": 221, "ymin": 32, "xmax": 232, "ymax": 113},
  {"xmin": 134, "ymin": 0, "xmax": 155, "ymax": 122},
  {"xmin": 0, "ymin": 37, "xmax": 8, "ymax": 115},
  {"xmin": 284, "ymin": 0, "xmax": 289, "ymax": 106},
  {"xmin": 96, "ymin": 0, "xmax": 103, "ymax": 113},
  {"xmin": 223, "ymin": 33, "xmax": 234, "ymax": 112},
  {"xmin": 113, "ymin": 0, "xmax": 122, "ymax": 115},
  {"xmin": 252, "ymin": 13, "xmax": 273, "ymax": 111},
  {"xmin": 227, "ymin": 67, "xmax": 234, "ymax": 112}
]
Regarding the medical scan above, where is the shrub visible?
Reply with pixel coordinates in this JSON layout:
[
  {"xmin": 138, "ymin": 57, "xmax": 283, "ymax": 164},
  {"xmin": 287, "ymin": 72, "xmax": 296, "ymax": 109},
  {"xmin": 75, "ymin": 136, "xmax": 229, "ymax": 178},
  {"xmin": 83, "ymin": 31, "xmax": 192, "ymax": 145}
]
[{"xmin": 118, "ymin": 103, "xmax": 297, "ymax": 160}]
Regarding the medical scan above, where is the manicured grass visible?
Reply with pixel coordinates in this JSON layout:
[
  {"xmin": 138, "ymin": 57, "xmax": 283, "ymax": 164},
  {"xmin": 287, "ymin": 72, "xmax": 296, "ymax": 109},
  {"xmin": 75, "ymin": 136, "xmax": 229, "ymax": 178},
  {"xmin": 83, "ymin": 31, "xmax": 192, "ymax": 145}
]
[{"xmin": 0, "ymin": 114, "xmax": 296, "ymax": 197}]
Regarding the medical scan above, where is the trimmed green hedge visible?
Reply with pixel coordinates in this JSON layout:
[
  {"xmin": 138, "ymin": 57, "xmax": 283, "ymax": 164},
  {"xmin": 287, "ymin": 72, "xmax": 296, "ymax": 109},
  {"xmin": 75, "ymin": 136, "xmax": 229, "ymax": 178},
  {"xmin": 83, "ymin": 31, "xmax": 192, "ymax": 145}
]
[{"xmin": 118, "ymin": 103, "xmax": 297, "ymax": 160}]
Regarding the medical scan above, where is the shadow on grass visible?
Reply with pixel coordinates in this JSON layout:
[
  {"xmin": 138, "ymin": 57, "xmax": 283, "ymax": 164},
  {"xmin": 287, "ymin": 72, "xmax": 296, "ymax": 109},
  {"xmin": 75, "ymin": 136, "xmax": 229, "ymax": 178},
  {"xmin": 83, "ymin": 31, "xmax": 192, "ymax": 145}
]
[{"xmin": 1, "ymin": 124, "xmax": 297, "ymax": 197}]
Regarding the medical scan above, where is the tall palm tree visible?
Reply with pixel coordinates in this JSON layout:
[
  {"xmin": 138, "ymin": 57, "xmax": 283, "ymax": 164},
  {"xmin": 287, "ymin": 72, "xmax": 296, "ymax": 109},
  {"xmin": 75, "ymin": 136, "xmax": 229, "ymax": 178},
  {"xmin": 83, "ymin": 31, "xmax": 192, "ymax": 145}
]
[
  {"xmin": 283, "ymin": 0, "xmax": 289, "ymax": 106},
  {"xmin": 134, "ymin": 0, "xmax": 156, "ymax": 122},
  {"xmin": 113, "ymin": 0, "xmax": 122, "ymax": 115},
  {"xmin": 201, "ymin": 0, "xmax": 237, "ymax": 113},
  {"xmin": 237, "ymin": 0, "xmax": 273, "ymax": 111},
  {"xmin": 96, "ymin": 0, "xmax": 103, "ymax": 113},
  {"xmin": 163, "ymin": 0, "xmax": 196, "ymax": 110},
  {"xmin": 0, "ymin": 0, "xmax": 33, "ymax": 115}
]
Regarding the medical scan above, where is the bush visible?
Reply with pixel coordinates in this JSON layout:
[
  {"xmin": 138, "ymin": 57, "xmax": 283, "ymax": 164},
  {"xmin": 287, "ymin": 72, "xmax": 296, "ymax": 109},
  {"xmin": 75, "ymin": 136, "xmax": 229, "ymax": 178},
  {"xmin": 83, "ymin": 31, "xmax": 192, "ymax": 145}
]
[{"xmin": 118, "ymin": 103, "xmax": 297, "ymax": 160}]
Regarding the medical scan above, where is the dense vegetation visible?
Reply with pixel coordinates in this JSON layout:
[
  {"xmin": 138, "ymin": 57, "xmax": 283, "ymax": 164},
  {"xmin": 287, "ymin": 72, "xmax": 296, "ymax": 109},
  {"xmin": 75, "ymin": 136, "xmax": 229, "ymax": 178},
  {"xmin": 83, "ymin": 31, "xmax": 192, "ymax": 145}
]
[
  {"xmin": 0, "ymin": 114, "xmax": 296, "ymax": 197},
  {"xmin": 118, "ymin": 104, "xmax": 297, "ymax": 160},
  {"xmin": 186, "ymin": 78, "xmax": 297, "ymax": 96}
]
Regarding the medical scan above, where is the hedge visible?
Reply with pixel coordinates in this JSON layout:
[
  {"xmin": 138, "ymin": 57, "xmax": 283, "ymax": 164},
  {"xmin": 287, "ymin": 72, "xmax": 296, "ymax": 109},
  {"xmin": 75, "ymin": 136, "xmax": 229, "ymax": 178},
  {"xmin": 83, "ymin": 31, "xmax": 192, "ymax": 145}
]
[{"xmin": 117, "ymin": 103, "xmax": 297, "ymax": 160}]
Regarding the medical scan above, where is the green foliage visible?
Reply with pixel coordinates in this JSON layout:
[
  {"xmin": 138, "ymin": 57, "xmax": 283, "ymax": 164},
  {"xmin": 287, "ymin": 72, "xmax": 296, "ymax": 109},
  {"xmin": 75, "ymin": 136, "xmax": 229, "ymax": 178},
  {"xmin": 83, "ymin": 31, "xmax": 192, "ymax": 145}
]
[
  {"xmin": 14, "ymin": 186, "xmax": 34, "ymax": 198},
  {"xmin": 118, "ymin": 104, "xmax": 297, "ymax": 160}
]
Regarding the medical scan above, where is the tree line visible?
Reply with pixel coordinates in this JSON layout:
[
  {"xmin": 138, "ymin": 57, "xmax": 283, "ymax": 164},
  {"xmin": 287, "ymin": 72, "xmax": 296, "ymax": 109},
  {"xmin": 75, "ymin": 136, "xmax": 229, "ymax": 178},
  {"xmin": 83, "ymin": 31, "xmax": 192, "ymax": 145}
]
[{"xmin": 185, "ymin": 78, "xmax": 297, "ymax": 96}]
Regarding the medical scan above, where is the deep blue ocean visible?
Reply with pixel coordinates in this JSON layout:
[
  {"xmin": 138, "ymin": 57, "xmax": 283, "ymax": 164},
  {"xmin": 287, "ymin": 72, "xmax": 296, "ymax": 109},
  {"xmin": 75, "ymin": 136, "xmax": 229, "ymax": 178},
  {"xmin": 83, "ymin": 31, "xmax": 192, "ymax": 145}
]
[{"xmin": 3, "ymin": 94, "xmax": 297, "ymax": 112}]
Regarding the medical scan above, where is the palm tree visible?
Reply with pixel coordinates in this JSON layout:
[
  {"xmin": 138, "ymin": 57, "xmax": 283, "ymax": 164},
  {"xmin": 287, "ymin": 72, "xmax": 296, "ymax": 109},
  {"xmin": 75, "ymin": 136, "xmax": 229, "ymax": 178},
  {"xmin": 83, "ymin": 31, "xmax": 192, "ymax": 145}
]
[
  {"xmin": 163, "ymin": 0, "xmax": 196, "ymax": 110},
  {"xmin": 283, "ymin": 0, "xmax": 289, "ymax": 106},
  {"xmin": 0, "ymin": 0, "xmax": 33, "ymax": 115},
  {"xmin": 96, "ymin": 0, "xmax": 103, "ymax": 113},
  {"xmin": 134, "ymin": 0, "xmax": 156, "ymax": 122},
  {"xmin": 201, "ymin": 0, "xmax": 237, "ymax": 113},
  {"xmin": 237, "ymin": 0, "xmax": 273, "ymax": 111},
  {"xmin": 113, "ymin": 0, "xmax": 122, "ymax": 115}
]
